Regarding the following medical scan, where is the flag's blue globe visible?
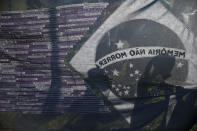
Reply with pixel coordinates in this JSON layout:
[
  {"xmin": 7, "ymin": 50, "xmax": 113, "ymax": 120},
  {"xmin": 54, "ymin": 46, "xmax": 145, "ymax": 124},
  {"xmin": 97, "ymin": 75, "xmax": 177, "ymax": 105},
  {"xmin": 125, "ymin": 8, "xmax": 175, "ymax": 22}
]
[{"xmin": 95, "ymin": 19, "xmax": 188, "ymax": 98}]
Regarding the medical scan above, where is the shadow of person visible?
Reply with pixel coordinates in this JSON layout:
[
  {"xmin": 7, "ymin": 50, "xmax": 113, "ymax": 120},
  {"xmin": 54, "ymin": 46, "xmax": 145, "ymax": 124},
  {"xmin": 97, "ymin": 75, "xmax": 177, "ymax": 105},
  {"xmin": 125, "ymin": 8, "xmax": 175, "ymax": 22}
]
[{"xmin": 130, "ymin": 54, "xmax": 197, "ymax": 131}]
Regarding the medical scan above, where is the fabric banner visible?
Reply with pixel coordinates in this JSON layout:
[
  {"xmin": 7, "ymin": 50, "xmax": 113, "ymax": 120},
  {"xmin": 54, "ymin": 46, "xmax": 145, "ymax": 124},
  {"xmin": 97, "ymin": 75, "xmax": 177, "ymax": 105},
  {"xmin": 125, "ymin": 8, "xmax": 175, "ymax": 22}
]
[{"xmin": 69, "ymin": 0, "xmax": 197, "ymax": 130}]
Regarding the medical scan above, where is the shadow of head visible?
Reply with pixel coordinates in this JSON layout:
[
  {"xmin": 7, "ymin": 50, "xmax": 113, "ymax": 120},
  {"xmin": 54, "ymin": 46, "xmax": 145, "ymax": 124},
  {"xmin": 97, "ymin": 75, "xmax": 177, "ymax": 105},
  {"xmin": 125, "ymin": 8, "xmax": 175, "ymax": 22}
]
[
  {"xmin": 86, "ymin": 65, "xmax": 111, "ymax": 86},
  {"xmin": 143, "ymin": 54, "xmax": 175, "ymax": 82}
]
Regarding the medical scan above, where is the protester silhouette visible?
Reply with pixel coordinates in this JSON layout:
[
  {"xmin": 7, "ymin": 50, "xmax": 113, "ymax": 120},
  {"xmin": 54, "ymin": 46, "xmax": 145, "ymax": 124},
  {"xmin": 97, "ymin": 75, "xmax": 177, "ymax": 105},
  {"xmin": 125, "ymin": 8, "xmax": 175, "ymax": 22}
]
[{"xmin": 84, "ymin": 54, "xmax": 197, "ymax": 131}]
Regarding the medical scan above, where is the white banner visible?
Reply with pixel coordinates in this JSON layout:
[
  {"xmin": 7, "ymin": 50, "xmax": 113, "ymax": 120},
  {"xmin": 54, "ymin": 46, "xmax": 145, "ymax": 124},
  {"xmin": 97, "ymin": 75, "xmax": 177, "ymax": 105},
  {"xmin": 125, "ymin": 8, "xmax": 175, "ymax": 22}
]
[{"xmin": 96, "ymin": 46, "xmax": 187, "ymax": 68}]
